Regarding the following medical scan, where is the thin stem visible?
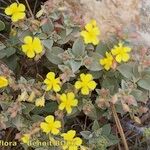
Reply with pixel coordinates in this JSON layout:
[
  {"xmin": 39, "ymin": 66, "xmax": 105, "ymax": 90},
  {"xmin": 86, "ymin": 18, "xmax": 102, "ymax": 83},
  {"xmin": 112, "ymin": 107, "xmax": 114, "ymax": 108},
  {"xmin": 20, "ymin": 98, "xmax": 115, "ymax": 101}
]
[
  {"xmin": 15, "ymin": 0, "xmax": 19, "ymax": 3},
  {"xmin": 24, "ymin": 0, "xmax": 34, "ymax": 19},
  {"xmin": 110, "ymin": 103, "xmax": 129, "ymax": 150}
]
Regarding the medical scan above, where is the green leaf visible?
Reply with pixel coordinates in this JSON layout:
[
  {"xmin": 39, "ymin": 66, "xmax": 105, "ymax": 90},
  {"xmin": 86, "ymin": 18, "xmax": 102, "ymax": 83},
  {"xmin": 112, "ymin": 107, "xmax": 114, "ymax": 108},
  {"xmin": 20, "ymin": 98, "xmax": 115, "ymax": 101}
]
[
  {"xmin": 32, "ymin": 102, "xmax": 57, "ymax": 115},
  {"xmin": 102, "ymin": 77, "xmax": 119, "ymax": 94},
  {"xmin": 117, "ymin": 64, "xmax": 133, "ymax": 79},
  {"xmin": 101, "ymin": 124, "xmax": 111, "ymax": 136},
  {"xmin": 0, "ymin": 21, "xmax": 5, "ymax": 31},
  {"xmin": 137, "ymin": 75, "xmax": 150, "ymax": 90},
  {"xmin": 130, "ymin": 89, "xmax": 145, "ymax": 101},
  {"xmin": 22, "ymin": 103, "xmax": 35, "ymax": 114},
  {"xmin": 72, "ymin": 38, "xmax": 85, "ymax": 58},
  {"xmin": 84, "ymin": 52, "xmax": 102, "ymax": 71},
  {"xmin": 5, "ymin": 47, "xmax": 16, "ymax": 57},
  {"xmin": 45, "ymin": 46, "xmax": 64, "ymax": 65},
  {"xmin": 69, "ymin": 60, "xmax": 81, "ymax": 73},
  {"xmin": 92, "ymin": 120, "xmax": 100, "ymax": 131},
  {"xmin": 80, "ymin": 131, "xmax": 93, "ymax": 139},
  {"xmin": 42, "ymin": 19, "xmax": 54, "ymax": 34},
  {"xmin": 42, "ymin": 39, "xmax": 53, "ymax": 50},
  {"xmin": 96, "ymin": 42, "xmax": 108, "ymax": 56}
]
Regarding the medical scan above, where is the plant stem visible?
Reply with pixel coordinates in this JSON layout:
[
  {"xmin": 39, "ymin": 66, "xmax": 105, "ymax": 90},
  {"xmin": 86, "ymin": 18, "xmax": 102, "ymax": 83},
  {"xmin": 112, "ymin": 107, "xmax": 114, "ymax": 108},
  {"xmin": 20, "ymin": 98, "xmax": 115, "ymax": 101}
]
[
  {"xmin": 24, "ymin": 0, "xmax": 34, "ymax": 19},
  {"xmin": 110, "ymin": 103, "xmax": 129, "ymax": 150}
]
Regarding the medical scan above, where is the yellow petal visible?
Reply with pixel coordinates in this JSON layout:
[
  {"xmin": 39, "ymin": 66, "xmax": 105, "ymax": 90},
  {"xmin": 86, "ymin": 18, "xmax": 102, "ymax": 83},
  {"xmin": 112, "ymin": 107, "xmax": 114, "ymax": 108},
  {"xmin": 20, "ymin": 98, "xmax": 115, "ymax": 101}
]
[
  {"xmin": 67, "ymin": 92, "xmax": 75, "ymax": 100},
  {"xmin": 62, "ymin": 130, "xmax": 76, "ymax": 140},
  {"xmin": 59, "ymin": 103, "xmax": 65, "ymax": 110},
  {"xmin": 5, "ymin": 3, "xmax": 18, "ymax": 15},
  {"xmin": 124, "ymin": 47, "xmax": 131, "ymax": 52},
  {"xmin": 40, "ymin": 122, "xmax": 50, "ymax": 134},
  {"xmin": 24, "ymin": 36, "xmax": 33, "ymax": 44},
  {"xmin": 100, "ymin": 58, "xmax": 105, "ymax": 65},
  {"xmin": 66, "ymin": 106, "xmax": 72, "ymax": 114},
  {"xmin": 21, "ymin": 134, "xmax": 30, "ymax": 144},
  {"xmin": 93, "ymin": 27, "xmax": 100, "ymax": 35},
  {"xmin": 11, "ymin": 12, "xmax": 25, "ymax": 22},
  {"xmin": 75, "ymin": 81, "xmax": 82, "ymax": 89},
  {"xmin": 69, "ymin": 146, "xmax": 78, "ymax": 150},
  {"xmin": 22, "ymin": 45, "xmax": 29, "ymax": 53},
  {"xmin": 26, "ymin": 50, "xmax": 35, "ymax": 58},
  {"xmin": 85, "ymin": 23, "xmax": 93, "ymax": 32},
  {"xmin": 115, "ymin": 54, "xmax": 122, "ymax": 63},
  {"xmin": 51, "ymin": 128, "xmax": 59, "ymax": 135},
  {"xmin": 80, "ymin": 73, "xmax": 86, "ymax": 81},
  {"xmin": 53, "ymin": 84, "xmax": 61, "ymax": 92},
  {"xmin": 74, "ymin": 137, "xmax": 82, "ymax": 146},
  {"xmin": 54, "ymin": 121, "xmax": 61, "ymax": 128},
  {"xmin": 46, "ymin": 72, "xmax": 55, "ymax": 80},
  {"xmin": 87, "ymin": 81, "xmax": 96, "ymax": 90},
  {"xmin": 84, "ymin": 74, "xmax": 93, "ymax": 82},
  {"xmin": 122, "ymin": 53, "xmax": 130, "ymax": 62},
  {"xmin": 33, "ymin": 37, "xmax": 42, "ymax": 54},
  {"xmin": 92, "ymin": 37, "xmax": 99, "ymax": 45},
  {"xmin": 46, "ymin": 84, "xmax": 52, "ymax": 91},
  {"xmin": 45, "ymin": 115, "xmax": 54, "ymax": 123},
  {"xmin": 17, "ymin": 3, "xmax": 25, "ymax": 12},
  {"xmin": 104, "ymin": 64, "xmax": 111, "ymax": 70},
  {"xmin": 0, "ymin": 76, "xmax": 8, "ymax": 88},
  {"xmin": 81, "ymin": 87, "xmax": 89, "ymax": 95},
  {"xmin": 5, "ymin": 7, "xmax": 13, "ymax": 15},
  {"xmin": 72, "ymin": 99, "xmax": 78, "ymax": 106}
]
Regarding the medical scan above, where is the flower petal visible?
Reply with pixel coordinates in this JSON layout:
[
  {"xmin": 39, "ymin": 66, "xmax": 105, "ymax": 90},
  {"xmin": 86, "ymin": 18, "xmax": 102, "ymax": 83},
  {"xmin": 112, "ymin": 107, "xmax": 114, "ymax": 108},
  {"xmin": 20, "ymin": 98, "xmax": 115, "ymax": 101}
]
[
  {"xmin": 81, "ymin": 87, "xmax": 89, "ymax": 95},
  {"xmin": 87, "ymin": 81, "xmax": 96, "ymax": 90},
  {"xmin": 45, "ymin": 115, "xmax": 54, "ymax": 123},
  {"xmin": 75, "ymin": 81, "xmax": 82, "ymax": 89},
  {"xmin": 71, "ymin": 99, "xmax": 78, "ymax": 106},
  {"xmin": 46, "ymin": 72, "xmax": 55, "ymax": 80},
  {"xmin": 0, "ymin": 76, "xmax": 8, "ymax": 88},
  {"xmin": 115, "ymin": 54, "xmax": 122, "ymax": 63},
  {"xmin": 17, "ymin": 3, "xmax": 25, "ymax": 12},
  {"xmin": 33, "ymin": 37, "xmax": 42, "ymax": 54},
  {"xmin": 40, "ymin": 122, "xmax": 50, "ymax": 134},
  {"xmin": 24, "ymin": 36, "xmax": 33, "ymax": 44},
  {"xmin": 59, "ymin": 103, "xmax": 65, "ymax": 110},
  {"xmin": 74, "ymin": 137, "xmax": 82, "ymax": 146},
  {"xmin": 51, "ymin": 128, "xmax": 59, "ymax": 135},
  {"xmin": 26, "ymin": 50, "xmax": 35, "ymax": 58},
  {"xmin": 67, "ymin": 92, "xmax": 75, "ymax": 100},
  {"xmin": 122, "ymin": 53, "xmax": 130, "ymax": 62},
  {"xmin": 53, "ymin": 84, "xmax": 61, "ymax": 92},
  {"xmin": 54, "ymin": 121, "xmax": 61, "ymax": 128}
]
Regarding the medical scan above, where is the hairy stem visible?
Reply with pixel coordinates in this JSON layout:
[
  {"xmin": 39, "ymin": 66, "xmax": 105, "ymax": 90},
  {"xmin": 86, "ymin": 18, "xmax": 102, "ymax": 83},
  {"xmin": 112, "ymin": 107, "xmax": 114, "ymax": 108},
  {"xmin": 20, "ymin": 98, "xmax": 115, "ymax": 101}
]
[
  {"xmin": 24, "ymin": 0, "xmax": 34, "ymax": 19},
  {"xmin": 110, "ymin": 103, "xmax": 129, "ymax": 150}
]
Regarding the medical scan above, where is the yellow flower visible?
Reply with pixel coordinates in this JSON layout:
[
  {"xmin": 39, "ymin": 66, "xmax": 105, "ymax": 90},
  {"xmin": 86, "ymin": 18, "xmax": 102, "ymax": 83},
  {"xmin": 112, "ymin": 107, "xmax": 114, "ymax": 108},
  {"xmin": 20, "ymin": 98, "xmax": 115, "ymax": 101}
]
[
  {"xmin": 5, "ymin": 3, "xmax": 26, "ymax": 22},
  {"xmin": 75, "ymin": 73, "xmax": 96, "ymax": 95},
  {"xmin": 61, "ymin": 130, "xmax": 82, "ymax": 150},
  {"xmin": 22, "ymin": 36, "xmax": 43, "ymax": 58},
  {"xmin": 44, "ymin": 72, "xmax": 61, "ymax": 92},
  {"xmin": 21, "ymin": 134, "xmax": 30, "ymax": 144},
  {"xmin": 100, "ymin": 52, "xmax": 114, "ymax": 70},
  {"xmin": 0, "ymin": 76, "xmax": 9, "ymax": 88},
  {"xmin": 80, "ymin": 20, "xmax": 100, "ymax": 45},
  {"xmin": 111, "ymin": 42, "xmax": 132, "ymax": 63},
  {"xmin": 40, "ymin": 115, "xmax": 61, "ymax": 135},
  {"xmin": 59, "ymin": 92, "xmax": 78, "ymax": 114},
  {"xmin": 35, "ymin": 96, "xmax": 45, "ymax": 107}
]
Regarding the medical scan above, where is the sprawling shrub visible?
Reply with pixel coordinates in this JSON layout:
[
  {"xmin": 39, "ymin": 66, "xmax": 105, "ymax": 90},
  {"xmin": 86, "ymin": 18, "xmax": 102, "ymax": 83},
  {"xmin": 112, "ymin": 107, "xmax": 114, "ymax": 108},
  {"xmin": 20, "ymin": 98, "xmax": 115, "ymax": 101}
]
[{"xmin": 0, "ymin": 1, "xmax": 150, "ymax": 150}]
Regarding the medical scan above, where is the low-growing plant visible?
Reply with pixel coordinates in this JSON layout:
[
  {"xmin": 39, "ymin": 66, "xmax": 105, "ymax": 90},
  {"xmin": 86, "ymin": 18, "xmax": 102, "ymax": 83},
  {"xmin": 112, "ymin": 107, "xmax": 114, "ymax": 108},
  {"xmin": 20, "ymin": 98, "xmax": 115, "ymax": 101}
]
[{"xmin": 0, "ymin": 1, "xmax": 150, "ymax": 150}]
